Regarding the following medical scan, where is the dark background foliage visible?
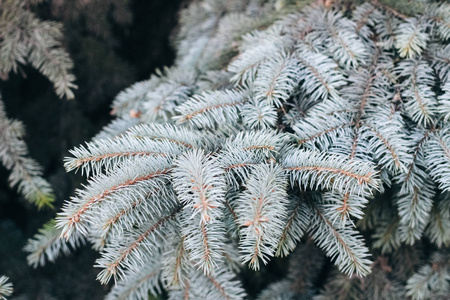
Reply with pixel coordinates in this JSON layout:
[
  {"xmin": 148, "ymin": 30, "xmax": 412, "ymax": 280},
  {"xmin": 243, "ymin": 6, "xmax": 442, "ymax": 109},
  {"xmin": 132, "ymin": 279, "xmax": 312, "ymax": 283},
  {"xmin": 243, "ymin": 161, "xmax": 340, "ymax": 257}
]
[{"xmin": 0, "ymin": 0, "xmax": 184, "ymax": 298}]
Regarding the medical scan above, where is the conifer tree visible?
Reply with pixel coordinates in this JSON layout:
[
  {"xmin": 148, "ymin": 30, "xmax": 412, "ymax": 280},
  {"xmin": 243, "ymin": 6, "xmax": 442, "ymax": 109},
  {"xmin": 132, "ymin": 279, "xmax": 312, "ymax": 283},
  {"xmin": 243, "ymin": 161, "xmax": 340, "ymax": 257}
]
[{"xmin": 25, "ymin": 0, "xmax": 450, "ymax": 299}]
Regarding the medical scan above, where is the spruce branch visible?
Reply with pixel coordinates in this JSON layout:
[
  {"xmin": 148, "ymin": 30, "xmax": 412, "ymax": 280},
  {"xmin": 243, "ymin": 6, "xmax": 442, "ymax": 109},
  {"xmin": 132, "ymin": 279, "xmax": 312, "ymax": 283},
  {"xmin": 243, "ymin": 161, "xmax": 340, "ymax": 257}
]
[
  {"xmin": 27, "ymin": 24, "xmax": 77, "ymax": 99},
  {"xmin": 396, "ymin": 182, "xmax": 434, "ymax": 245},
  {"xmin": 96, "ymin": 206, "xmax": 181, "ymax": 284},
  {"xmin": 256, "ymin": 280, "xmax": 296, "ymax": 300},
  {"xmin": 406, "ymin": 251, "xmax": 450, "ymax": 300},
  {"xmin": 322, "ymin": 191, "xmax": 369, "ymax": 227},
  {"xmin": 396, "ymin": 127, "xmax": 432, "ymax": 192},
  {"xmin": 180, "ymin": 208, "xmax": 226, "ymax": 276},
  {"xmin": 173, "ymin": 149, "xmax": 227, "ymax": 274},
  {"xmin": 64, "ymin": 135, "xmax": 183, "ymax": 176},
  {"xmin": 308, "ymin": 8, "xmax": 370, "ymax": 68},
  {"xmin": 295, "ymin": 44, "xmax": 346, "ymax": 102},
  {"xmin": 0, "ymin": 97, "xmax": 54, "ymax": 208},
  {"xmin": 425, "ymin": 3, "xmax": 450, "ymax": 41},
  {"xmin": 425, "ymin": 192, "xmax": 450, "ymax": 248},
  {"xmin": 93, "ymin": 117, "xmax": 141, "ymax": 140},
  {"xmin": 241, "ymin": 99, "xmax": 277, "ymax": 129},
  {"xmin": 395, "ymin": 18, "xmax": 429, "ymax": 59},
  {"xmin": 394, "ymin": 127, "xmax": 436, "ymax": 244},
  {"xmin": 169, "ymin": 268, "xmax": 246, "ymax": 300},
  {"xmin": 111, "ymin": 77, "xmax": 161, "ymax": 117},
  {"xmin": 219, "ymin": 148, "xmax": 262, "ymax": 189},
  {"xmin": 254, "ymin": 52, "xmax": 300, "ymax": 107},
  {"xmin": 56, "ymin": 156, "xmax": 173, "ymax": 238},
  {"xmin": 308, "ymin": 199, "xmax": 372, "ymax": 277},
  {"xmin": 174, "ymin": 89, "xmax": 247, "ymax": 128},
  {"xmin": 276, "ymin": 194, "xmax": 311, "ymax": 257},
  {"xmin": 142, "ymin": 78, "xmax": 194, "ymax": 122},
  {"xmin": 226, "ymin": 129, "xmax": 286, "ymax": 157},
  {"xmin": 425, "ymin": 130, "xmax": 450, "ymax": 192},
  {"xmin": 105, "ymin": 254, "xmax": 163, "ymax": 300},
  {"xmin": 91, "ymin": 188, "xmax": 178, "ymax": 244},
  {"xmin": 228, "ymin": 27, "xmax": 293, "ymax": 84},
  {"xmin": 314, "ymin": 270, "xmax": 364, "ymax": 300},
  {"xmin": 0, "ymin": 276, "xmax": 13, "ymax": 300},
  {"xmin": 396, "ymin": 59, "xmax": 438, "ymax": 126},
  {"xmin": 126, "ymin": 123, "xmax": 209, "ymax": 149},
  {"xmin": 173, "ymin": 149, "xmax": 226, "ymax": 224},
  {"xmin": 372, "ymin": 214, "xmax": 402, "ymax": 254},
  {"xmin": 24, "ymin": 219, "xmax": 85, "ymax": 268},
  {"xmin": 283, "ymin": 149, "xmax": 380, "ymax": 196},
  {"xmin": 0, "ymin": 0, "xmax": 77, "ymax": 99},
  {"xmin": 438, "ymin": 80, "xmax": 450, "ymax": 122},
  {"xmin": 430, "ymin": 44, "xmax": 450, "ymax": 82},
  {"xmin": 293, "ymin": 114, "xmax": 354, "ymax": 150},
  {"xmin": 162, "ymin": 232, "xmax": 191, "ymax": 289},
  {"xmin": 361, "ymin": 119, "xmax": 412, "ymax": 173},
  {"xmin": 236, "ymin": 163, "xmax": 288, "ymax": 269}
]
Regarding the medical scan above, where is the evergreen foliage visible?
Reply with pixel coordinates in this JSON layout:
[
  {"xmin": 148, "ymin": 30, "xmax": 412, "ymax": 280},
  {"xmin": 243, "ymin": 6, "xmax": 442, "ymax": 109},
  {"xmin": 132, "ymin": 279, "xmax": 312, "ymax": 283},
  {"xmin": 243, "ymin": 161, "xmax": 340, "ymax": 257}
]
[
  {"xmin": 0, "ymin": 0, "xmax": 77, "ymax": 99},
  {"xmin": 0, "ymin": 95, "xmax": 54, "ymax": 208},
  {"xmin": 0, "ymin": 276, "xmax": 13, "ymax": 300},
  {"xmin": 0, "ymin": 0, "xmax": 76, "ymax": 208},
  {"xmin": 25, "ymin": 0, "xmax": 450, "ymax": 299}
]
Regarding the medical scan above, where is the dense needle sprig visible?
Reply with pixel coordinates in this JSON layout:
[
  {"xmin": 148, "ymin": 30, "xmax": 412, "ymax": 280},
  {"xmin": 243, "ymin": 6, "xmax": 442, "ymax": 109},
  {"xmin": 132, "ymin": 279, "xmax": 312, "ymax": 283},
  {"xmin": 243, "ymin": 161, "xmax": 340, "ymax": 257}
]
[{"xmin": 24, "ymin": 0, "xmax": 450, "ymax": 299}]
